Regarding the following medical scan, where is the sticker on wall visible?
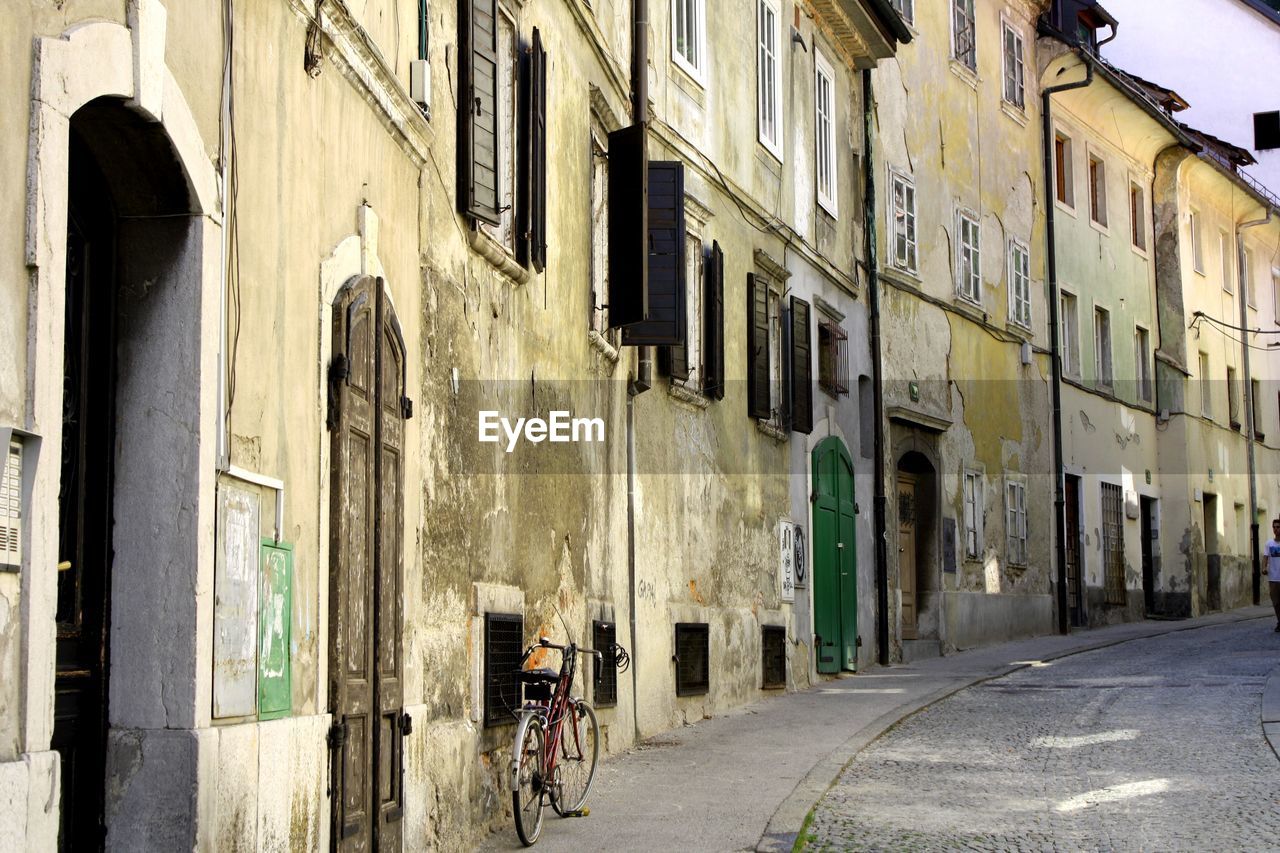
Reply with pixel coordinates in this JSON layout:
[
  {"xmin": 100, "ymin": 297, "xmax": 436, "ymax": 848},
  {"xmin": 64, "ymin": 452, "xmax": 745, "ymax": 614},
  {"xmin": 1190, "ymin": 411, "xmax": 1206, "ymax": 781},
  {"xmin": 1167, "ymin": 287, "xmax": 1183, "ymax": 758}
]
[
  {"xmin": 258, "ymin": 539, "xmax": 293, "ymax": 720},
  {"xmin": 779, "ymin": 519, "xmax": 796, "ymax": 603}
]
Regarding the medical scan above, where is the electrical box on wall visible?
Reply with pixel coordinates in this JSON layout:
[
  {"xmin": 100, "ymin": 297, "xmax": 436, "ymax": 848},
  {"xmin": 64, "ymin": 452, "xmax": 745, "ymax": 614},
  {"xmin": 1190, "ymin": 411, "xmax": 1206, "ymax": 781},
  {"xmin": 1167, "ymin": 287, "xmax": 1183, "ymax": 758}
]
[
  {"xmin": 1, "ymin": 436, "xmax": 23, "ymax": 571},
  {"xmin": 410, "ymin": 58, "xmax": 431, "ymax": 113}
]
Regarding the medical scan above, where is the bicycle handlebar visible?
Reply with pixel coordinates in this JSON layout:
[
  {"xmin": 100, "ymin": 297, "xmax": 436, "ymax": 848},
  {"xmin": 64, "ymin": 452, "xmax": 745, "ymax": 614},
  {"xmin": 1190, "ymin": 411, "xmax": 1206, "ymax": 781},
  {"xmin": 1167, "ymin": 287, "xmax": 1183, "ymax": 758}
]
[{"xmin": 523, "ymin": 638, "xmax": 603, "ymax": 661}]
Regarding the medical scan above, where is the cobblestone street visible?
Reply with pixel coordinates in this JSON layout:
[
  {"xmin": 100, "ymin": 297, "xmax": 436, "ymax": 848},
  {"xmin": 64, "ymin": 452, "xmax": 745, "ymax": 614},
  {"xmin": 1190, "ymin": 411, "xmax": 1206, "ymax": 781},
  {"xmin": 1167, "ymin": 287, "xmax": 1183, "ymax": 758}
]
[{"xmin": 809, "ymin": 618, "xmax": 1280, "ymax": 851}]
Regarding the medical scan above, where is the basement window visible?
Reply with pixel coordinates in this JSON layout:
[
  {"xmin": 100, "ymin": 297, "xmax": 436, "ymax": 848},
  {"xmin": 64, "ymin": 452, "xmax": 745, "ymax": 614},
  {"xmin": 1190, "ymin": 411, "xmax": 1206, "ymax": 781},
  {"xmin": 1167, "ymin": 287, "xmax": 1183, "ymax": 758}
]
[
  {"xmin": 761, "ymin": 625, "xmax": 786, "ymax": 689},
  {"xmin": 674, "ymin": 623, "xmax": 709, "ymax": 696},
  {"xmin": 484, "ymin": 612, "xmax": 524, "ymax": 727},
  {"xmin": 592, "ymin": 620, "xmax": 618, "ymax": 708}
]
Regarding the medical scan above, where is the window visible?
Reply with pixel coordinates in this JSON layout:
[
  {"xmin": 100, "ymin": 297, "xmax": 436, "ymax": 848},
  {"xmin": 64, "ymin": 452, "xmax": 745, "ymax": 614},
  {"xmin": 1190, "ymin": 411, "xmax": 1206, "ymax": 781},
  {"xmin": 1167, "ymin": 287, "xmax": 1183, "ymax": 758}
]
[
  {"xmin": 592, "ymin": 620, "xmax": 618, "ymax": 708},
  {"xmin": 1005, "ymin": 480, "xmax": 1028, "ymax": 566},
  {"xmin": 757, "ymin": 0, "xmax": 783, "ymax": 159},
  {"xmin": 1228, "ymin": 365, "xmax": 1240, "ymax": 428},
  {"xmin": 761, "ymin": 625, "xmax": 786, "ymax": 689},
  {"xmin": 672, "ymin": 0, "xmax": 706, "ymax": 81},
  {"xmin": 1190, "ymin": 209, "xmax": 1204, "ymax": 273},
  {"xmin": 957, "ymin": 210, "xmax": 981, "ymax": 303},
  {"xmin": 1088, "ymin": 154, "xmax": 1107, "ymax": 227},
  {"xmin": 589, "ymin": 130, "xmax": 613, "ymax": 337},
  {"xmin": 891, "ymin": 0, "xmax": 914, "ymax": 25},
  {"xmin": 814, "ymin": 52, "xmax": 838, "ymax": 216},
  {"xmin": 667, "ymin": 229, "xmax": 704, "ymax": 388},
  {"xmin": 1256, "ymin": 110, "xmax": 1280, "ymax": 151},
  {"xmin": 1101, "ymin": 483, "xmax": 1125, "ymax": 605},
  {"xmin": 1093, "ymin": 306, "xmax": 1112, "ymax": 389},
  {"xmin": 481, "ymin": 9, "xmax": 518, "ymax": 249},
  {"xmin": 674, "ymin": 623, "xmax": 710, "ymax": 696},
  {"xmin": 963, "ymin": 471, "xmax": 984, "ymax": 559},
  {"xmin": 1054, "ymin": 134, "xmax": 1074, "ymax": 207},
  {"xmin": 484, "ymin": 613, "xmax": 524, "ymax": 727},
  {"xmin": 1, "ymin": 438, "xmax": 22, "ymax": 569},
  {"xmin": 1135, "ymin": 326, "xmax": 1152, "ymax": 404},
  {"xmin": 1002, "ymin": 22, "xmax": 1025, "ymax": 109},
  {"xmin": 459, "ymin": 0, "xmax": 502, "ymax": 224},
  {"xmin": 1008, "ymin": 240, "xmax": 1031, "ymax": 328},
  {"xmin": 1221, "ymin": 230, "xmax": 1233, "ymax": 293},
  {"xmin": 1130, "ymin": 182, "xmax": 1146, "ymax": 250},
  {"xmin": 818, "ymin": 320, "xmax": 849, "ymax": 396},
  {"xmin": 890, "ymin": 171, "xmax": 918, "ymax": 272},
  {"xmin": 1252, "ymin": 379, "xmax": 1265, "ymax": 441},
  {"xmin": 1245, "ymin": 248, "xmax": 1256, "ymax": 307},
  {"xmin": 1200, "ymin": 352, "xmax": 1212, "ymax": 417},
  {"xmin": 1060, "ymin": 291, "xmax": 1080, "ymax": 377},
  {"xmin": 953, "ymin": 0, "xmax": 976, "ymax": 70}
]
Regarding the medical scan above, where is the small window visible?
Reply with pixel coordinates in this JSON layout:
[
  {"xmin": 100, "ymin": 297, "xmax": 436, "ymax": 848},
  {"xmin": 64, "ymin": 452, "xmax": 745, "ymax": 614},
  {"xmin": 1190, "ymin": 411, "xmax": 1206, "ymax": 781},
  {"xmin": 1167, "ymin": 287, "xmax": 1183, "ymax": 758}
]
[
  {"xmin": 1093, "ymin": 306, "xmax": 1113, "ymax": 389},
  {"xmin": 1060, "ymin": 291, "xmax": 1080, "ymax": 378},
  {"xmin": 1255, "ymin": 110, "xmax": 1280, "ymax": 151},
  {"xmin": 1129, "ymin": 182, "xmax": 1146, "ymax": 250},
  {"xmin": 890, "ymin": 171, "xmax": 918, "ymax": 273},
  {"xmin": 1, "ymin": 438, "xmax": 23, "ymax": 570},
  {"xmin": 589, "ymin": 130, "xmax": 612, "ymax": 336},
  {"xmin": 761, "ymin": 625, "xmax": 786, "ymax": 689},
  {"xmin": 818, "ymin": 320, "xmax": 849, "ymax": 396},
  {"xmin": 1002, "ymin": 23, "xmax": 1025, "ymax": 109},
  {"xmin": 592, "ymin": 620, "xmax": 618, "ymax": 708},
  {"xmin": 957, "ymin": 210, "xmax": 981, "ymax": 304},
  {"xmin": 480, "ymin": 9, "xmax": 519, "ymax": 250},
  {"xmin": 757, "ymin": 0, "xmax": 783, "ymax": 159},
  {"xmin": 1245, "ymin": 248, "xmax": 1256, "ymax": 308},
  {"xmin": 1055, "ymin": 134, "xmax": 1074, "ymax": 207},
  {"xmin": 815, "ymin": 52, "xmax": 838, "ymax": 217},
  {"xmin": 1190, "ymin": 209, "xmax": 1204, "ymax": 273},
  {"xmin": 1101, "ymin": 482, "xmax": 1125, "ymax": 605},
  {"xmin": 484, "ymin": 612, "xmax": 524, "ymax": 727},
  {"xmin": 1200, "ymin": 352, "xmax": 1212, "ymax": 417},
  {"xmin": 672, "ymin": 0, "xmax": 707, "ymax": 81},
  {"xmin": 1228, "ymin": 365, "xmax": 1240, "ymax": 429},
  {"xmin": 1005, "ymin": 480, "xmax": 1028, "ymax": 566},
  {"xmin": 1088, "ymin": 155, "xmax": 1107, "ymax": 227},
  {"xmin": 953, "ymin": 0, "xmax": 976, "ymax": 70},
  {"xmin": 1135, "ymin": 326, "xmax": 1152, "ymax": 404},
  {"xmin": 963, "ymin": 471, "xmax": 984, "ymax": 559},
  {"xmin": 1252, "ymin": 379, "xmax": 1265, "ymax": 441},
  {"xmin": 674, "ymin": 623, "xmax": 710, "ymax": 696},
  {"xmin": 1008, "ymin": 240, "xmax": 1031, "ymax": 328},
  {"xmin": 891, "ymin": 0, "xmax": 914, "ymax": 25},
  {"xmin": 1221, "ymin": 230, "xmax": 1234, "ymax": 293}
]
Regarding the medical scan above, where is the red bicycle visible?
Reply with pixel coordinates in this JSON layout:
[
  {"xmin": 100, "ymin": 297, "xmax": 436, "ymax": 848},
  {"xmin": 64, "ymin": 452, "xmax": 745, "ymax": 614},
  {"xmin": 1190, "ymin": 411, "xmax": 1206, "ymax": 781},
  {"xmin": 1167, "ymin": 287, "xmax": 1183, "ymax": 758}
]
[{"xmin": 509, "ymin": 636, "xmax": 601, "ymax": 846}]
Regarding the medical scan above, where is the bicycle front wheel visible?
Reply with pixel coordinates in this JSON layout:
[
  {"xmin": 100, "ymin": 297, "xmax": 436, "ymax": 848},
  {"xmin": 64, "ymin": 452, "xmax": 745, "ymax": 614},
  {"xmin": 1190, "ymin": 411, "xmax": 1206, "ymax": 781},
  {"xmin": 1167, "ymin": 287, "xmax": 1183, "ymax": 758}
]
[
  {"xmin": 512, "ymin": 715, "xmax": 546, "ymax": 846},
  {"xmin": 550, "ymin": 700, "xmax": 598, "ymax": 815}
]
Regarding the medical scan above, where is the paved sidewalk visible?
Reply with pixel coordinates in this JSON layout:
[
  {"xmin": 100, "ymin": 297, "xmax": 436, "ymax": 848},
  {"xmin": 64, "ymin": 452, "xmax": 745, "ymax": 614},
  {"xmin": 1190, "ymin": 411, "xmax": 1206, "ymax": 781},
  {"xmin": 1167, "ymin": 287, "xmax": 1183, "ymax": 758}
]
[{"xmin": 480, "ymin": 606, "xmax": 1271, "ymax": 853}]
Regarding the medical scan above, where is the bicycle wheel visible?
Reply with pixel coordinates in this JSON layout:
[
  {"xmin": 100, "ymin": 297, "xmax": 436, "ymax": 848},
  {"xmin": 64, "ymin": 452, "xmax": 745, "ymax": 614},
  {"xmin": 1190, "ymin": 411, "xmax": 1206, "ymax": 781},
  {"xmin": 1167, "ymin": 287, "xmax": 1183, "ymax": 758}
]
[
  {"xmin": 512, "ymin": 715, "xmax": 546, "ymax": 846},
  {"xmin": 550, "ymin": 700, "xmax": 598, "ymax": 816}
]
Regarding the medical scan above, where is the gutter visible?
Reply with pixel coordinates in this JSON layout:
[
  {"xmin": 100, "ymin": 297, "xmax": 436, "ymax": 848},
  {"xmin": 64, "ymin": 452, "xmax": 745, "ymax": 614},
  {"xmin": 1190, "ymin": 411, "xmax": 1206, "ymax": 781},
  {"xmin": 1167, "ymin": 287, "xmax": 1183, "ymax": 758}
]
[{"xmin": 1239, "ymin": 207, "xmax": 1274, "ymax": 608}]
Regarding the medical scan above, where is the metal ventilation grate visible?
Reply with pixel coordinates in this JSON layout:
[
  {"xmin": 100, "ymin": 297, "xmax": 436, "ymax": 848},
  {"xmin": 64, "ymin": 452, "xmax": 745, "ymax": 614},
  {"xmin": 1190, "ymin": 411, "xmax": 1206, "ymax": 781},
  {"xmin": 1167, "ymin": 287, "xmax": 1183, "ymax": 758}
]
[
  {"xmin": 484, "ymin": 612, "xmax": 523, "ymax": 727},
  {"xmin": 674, "ymin": 623, "xmax": 709, "ymax": 697},
  {"xmin": 593, "ymin": 620, "xmax": 618, "ymax": 708},
  {"xmin": 761, "ymin": 625, "xmax": 786, "ymax": 689}
]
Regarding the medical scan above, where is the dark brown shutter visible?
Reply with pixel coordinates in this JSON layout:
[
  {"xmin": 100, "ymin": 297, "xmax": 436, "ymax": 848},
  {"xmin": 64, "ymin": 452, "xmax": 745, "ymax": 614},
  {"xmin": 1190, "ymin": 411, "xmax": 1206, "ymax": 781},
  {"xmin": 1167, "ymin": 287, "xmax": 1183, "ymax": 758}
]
[
  {"xmin": 623, "ymin": 161, "xmax": 686, "ymax": 346},
  {"xmin": 607, "ymin": 125, "xmax": 648, "ymax": 327},
  {"xmin": 517, "ymin": 28, "xmax": 547, "ymax": 270},
  {"xmin": 663, "ymin": 239, "xmax": 693, "ymax": 382},
  {"xmin": 703, "ymin": 241, "xmax": 725, "ymax": 400},
  {"xmin": 747, "ymin": 273, "xmax": 770, "ymax": 419},
  {"xmin": 790, "ymin": 296, "xmax": 813, "ymax": 434},
  {"xmin": 458, "ymin": 0, "xmax": 501, "ymax": 225}
]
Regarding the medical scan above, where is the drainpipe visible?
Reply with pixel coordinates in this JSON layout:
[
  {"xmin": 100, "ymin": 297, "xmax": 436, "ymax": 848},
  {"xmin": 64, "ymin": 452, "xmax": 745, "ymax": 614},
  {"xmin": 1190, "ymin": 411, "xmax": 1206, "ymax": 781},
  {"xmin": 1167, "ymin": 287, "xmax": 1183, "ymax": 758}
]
[
  {"xmin": 1042, "ymin": 53, "xmax": 1094, "ymax": 635},
  {"xmin": 1239, "ymin": 207, "xmax": 1274, "ymax": 607},
  {"xmin": 863, "ymin": 70, "xmax": 889, "ymax": 667}
]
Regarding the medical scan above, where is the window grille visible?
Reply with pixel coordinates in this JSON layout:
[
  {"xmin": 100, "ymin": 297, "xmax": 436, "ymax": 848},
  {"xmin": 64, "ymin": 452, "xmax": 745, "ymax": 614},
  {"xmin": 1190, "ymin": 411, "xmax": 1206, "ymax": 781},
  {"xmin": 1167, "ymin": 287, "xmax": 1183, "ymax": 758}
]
[
  {"xmin": 674, "ymin": 623, "xmax": 709, "ymax": 696},
  {"xmin": 592, "ymin": 620, "xmax": 618, "ymax": 708},
  {"xmin": 1101, "ymin": 483, "xmax": 1126, "ymax": 605},
  {"xmin": 818, "ymin": 321, "xmax": 849, "ymax": 397},
  {"xmin": 761, "ymin": 625, "xmax": 786, "ymax": 689},
  {"xmin": 953, "ymin": 0, "xmax": 976, "ymax": 69},
  {"xmin": 484, "ymin": 612, "xmax": 523, "ymax": 727}
]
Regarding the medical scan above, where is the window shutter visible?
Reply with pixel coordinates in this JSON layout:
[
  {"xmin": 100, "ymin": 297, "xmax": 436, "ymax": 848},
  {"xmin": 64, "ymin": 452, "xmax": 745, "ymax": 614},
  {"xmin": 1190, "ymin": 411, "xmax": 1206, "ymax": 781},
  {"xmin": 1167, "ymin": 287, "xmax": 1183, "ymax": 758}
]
[
  {"xmin": 458, "ymin": 0, "xmax": 501, "ymax": 225},
  {"xmin": 747, "ymin": 273, "xmax": 770, "ymax": 420},
  {"xmin": 703, "ymin": 241, "xmax": 725, "ymax": 399},
  {"xmin": 517, "ymin": 28, "xmax": 547, "ymax": 270},
  {"xmin": 623, "ymin": 162, "xmax": 686, "ymax": 346},
  {"xmin": 607, "ymin": 125, "xmax": 648, "ymax": 327},
  {"xmin": 790, "ymin": 297, "xmax": 813, "ymax": 434}
]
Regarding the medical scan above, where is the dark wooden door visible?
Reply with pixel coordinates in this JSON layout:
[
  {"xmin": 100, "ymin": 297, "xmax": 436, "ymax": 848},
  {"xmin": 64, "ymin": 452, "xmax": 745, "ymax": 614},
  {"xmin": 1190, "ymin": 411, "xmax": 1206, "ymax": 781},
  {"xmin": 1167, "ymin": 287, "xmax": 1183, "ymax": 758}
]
[
  {"xmin": 329, "ymin": 276, "xmax": 407, "ymax": 852},
  {"xmin": 1064, "ymin": 475, "xmax": 1083, "ymax": 626},
  {"xmin": 53, "ymin": 133, "xmax": 117, "ymax": 852},
  {"xmin": 1141, "ymin": 497, "xmax": 1157, "ymax": 615}
]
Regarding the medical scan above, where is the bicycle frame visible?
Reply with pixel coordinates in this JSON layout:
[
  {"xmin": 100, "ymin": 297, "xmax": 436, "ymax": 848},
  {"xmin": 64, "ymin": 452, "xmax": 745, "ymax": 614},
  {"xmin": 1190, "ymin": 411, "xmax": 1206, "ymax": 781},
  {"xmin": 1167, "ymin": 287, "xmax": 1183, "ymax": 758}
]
[{"xmin": 509, "ymin": 639, "xmax": 597, "ymax": 794}]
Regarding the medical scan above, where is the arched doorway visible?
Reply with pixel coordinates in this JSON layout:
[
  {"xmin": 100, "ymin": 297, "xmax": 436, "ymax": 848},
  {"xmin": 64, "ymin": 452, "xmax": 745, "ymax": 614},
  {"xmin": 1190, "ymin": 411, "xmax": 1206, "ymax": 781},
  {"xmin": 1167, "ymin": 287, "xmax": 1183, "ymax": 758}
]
[
  {"xmin": 812, "ymin": 437, "xmax": 857, "ymax": 673},
  {"xmin": 896, "ymin": 451, "xmax": 938, "ymax": 642}
]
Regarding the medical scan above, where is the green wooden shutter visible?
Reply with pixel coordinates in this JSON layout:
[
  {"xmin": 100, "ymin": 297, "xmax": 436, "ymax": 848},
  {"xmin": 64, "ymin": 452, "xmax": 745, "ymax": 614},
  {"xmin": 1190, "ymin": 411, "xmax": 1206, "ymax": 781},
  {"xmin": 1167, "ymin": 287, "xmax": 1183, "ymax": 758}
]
[
  {"xmin": 623, "ymin": 161, "xmax": 686, "ymax": 346},
  {"xmin": 790, "ymin": 296, "xmax": 813, "ymax": 434},
  {"xmin": 607, "ymin": 125, "xmax": 648, "ymax": 327},
  {"xmin": 458, "ymin": 0, "xmax": 501, "ymax": 225},
  {"xmin": 747, "ymin": 273, "xmax": 771, "ymax": 419},
  {"xmin": 517, "ymin": 28, "xmax": 547, "ymax": 270},
  {"xmin": 703, "ymin": 241, "xmax": 725, "ymax": 400}
]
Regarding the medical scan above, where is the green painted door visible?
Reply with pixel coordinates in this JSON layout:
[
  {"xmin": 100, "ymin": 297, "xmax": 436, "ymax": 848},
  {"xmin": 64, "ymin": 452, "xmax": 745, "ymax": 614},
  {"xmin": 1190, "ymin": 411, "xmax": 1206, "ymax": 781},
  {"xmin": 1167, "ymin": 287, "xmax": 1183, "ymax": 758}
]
[{"xmin": 812, "ymin": 437, "xmax": 858, "ymax": 673}]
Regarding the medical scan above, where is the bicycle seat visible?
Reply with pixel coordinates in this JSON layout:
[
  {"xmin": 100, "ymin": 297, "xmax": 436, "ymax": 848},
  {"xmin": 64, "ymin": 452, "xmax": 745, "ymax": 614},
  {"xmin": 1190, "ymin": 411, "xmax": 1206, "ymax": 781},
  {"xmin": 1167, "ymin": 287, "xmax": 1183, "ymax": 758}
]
[{"xmin": 517, "ymin": 668, "xmax": 559, "ymax": 684}]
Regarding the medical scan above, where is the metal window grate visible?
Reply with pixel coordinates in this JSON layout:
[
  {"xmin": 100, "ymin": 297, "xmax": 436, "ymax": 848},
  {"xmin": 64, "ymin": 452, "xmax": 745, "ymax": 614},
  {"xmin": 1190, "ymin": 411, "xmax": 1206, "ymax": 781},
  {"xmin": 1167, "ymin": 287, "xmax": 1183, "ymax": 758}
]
[
  {"xmin": 484, "ymin": 612, "xmax": 523, "ymax": 727},
  {"xmin": 1101, "ymin": 483, "xmax": 1126, "ymax": 605},
  {"xmin": 592, "ymin": 620, "xmax": 618, "ymax": 708},
  {"xmin": 761, "ymin": 625, "xmax": 786, "ymax": 689},
  {"xmin": 818, "ymin": 321, "xmax": 849, "ymax": 396},
  {"xmin": 674, "ymin": 623, "xmax": 709, "ymax": 697}
]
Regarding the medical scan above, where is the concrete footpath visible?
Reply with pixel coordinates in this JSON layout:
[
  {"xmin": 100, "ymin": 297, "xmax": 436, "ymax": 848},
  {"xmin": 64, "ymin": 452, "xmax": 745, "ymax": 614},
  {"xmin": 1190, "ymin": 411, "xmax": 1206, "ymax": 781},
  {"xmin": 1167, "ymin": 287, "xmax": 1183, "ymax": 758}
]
[{"xmin": 480, "ymin": 606, "xmax": 1272, "ymax": 853}]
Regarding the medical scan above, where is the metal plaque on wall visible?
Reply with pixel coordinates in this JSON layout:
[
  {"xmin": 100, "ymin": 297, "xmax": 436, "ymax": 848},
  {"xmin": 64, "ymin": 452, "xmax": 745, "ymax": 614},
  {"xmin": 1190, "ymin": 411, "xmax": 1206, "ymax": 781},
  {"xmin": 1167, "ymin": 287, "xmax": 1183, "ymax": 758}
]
[
  {"xmin": 943, "ymin": 517, "xmax": 957, "ymax": 574},
  {"xmin": 779, "ymin": 519, "xmax": 796, "ymax": 602}
]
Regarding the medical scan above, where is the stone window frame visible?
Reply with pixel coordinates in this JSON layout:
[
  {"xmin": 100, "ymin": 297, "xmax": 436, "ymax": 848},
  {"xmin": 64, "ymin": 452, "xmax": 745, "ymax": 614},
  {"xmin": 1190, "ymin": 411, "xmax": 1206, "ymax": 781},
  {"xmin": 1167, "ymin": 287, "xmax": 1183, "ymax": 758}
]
[
  {"xmin": 962, "ymin": 467, "xmax": 985, "ymax": 561},
  {"xmin": 955, "ymin": 207, "xmax": 982, "ymax": 306},
  {"xmin": 1007, "ymin": 237, "xmax": 1032, "ymax": 330}
]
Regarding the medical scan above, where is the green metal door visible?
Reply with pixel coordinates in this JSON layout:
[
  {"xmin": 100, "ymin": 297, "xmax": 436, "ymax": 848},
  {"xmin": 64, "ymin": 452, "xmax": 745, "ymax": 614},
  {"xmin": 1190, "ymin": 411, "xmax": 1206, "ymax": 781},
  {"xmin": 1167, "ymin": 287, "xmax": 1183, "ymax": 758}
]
[{"xmin": 812, "ymin": 437, "xmax": 858, "ymax": 673}]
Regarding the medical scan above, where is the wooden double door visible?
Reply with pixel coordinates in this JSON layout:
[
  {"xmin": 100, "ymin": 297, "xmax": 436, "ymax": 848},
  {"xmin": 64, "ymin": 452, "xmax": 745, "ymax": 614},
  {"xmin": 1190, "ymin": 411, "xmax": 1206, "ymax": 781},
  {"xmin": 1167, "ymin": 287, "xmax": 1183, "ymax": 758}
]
[{"xmin": 328, "ymin": 275, "xmax": 410, "ymax": 852}]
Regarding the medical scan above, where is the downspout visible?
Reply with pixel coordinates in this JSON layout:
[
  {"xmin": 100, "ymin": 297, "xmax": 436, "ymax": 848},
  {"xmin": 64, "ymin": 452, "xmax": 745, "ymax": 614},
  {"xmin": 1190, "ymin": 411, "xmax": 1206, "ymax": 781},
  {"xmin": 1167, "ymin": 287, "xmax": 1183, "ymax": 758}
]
[
  {"xmin": 1238, "ymin": 207, "xmax": 1274, "ymax": 607},
  {"xmin": 863, "ymin": 69, "xmax": 889, "ymax": 667},
  {"xmin": 1042, "ymin": 53, "xmax": 1094, "ymax": 635}
]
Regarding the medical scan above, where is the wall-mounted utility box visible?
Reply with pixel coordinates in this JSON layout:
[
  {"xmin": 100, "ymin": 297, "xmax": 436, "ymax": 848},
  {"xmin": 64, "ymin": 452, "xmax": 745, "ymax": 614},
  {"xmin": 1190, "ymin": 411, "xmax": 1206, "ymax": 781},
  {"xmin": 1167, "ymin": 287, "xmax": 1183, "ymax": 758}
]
[
  {"xmin": 410, "ymin": 58, "xmax": 431, "ymax": 113},
  {"xmin": 258, "ymin": 539, "xmax": 293, "ymax": 720}
]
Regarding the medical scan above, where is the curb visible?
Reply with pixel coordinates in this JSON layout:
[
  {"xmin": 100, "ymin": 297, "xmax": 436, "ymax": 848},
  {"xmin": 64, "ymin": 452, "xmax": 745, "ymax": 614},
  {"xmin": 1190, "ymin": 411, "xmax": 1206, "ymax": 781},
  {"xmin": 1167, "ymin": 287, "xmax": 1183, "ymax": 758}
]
[{"xmin": 757, "ymin": 608, "xmax": 1269, "ymax": 852}]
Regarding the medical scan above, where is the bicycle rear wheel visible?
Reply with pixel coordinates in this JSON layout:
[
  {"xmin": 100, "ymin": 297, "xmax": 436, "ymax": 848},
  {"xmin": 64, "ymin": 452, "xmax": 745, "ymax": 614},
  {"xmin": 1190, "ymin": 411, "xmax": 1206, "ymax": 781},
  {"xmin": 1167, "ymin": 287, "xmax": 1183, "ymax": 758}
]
[
  {"xmin": 550, "ymin": 700, "xmax": 598, "ymax": 816},
  {"xmin": 512, "ymin": 716, "xmax": 546, "ymax": 846}
]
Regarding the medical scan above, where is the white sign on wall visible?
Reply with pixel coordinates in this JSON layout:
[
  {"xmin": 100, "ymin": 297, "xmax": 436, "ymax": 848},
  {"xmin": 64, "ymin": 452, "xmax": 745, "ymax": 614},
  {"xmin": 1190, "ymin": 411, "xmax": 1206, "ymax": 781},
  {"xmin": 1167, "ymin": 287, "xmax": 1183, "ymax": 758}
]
[{"xmin": 779, "ymin": 519, "xmax": 796, "ymax": 602}]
